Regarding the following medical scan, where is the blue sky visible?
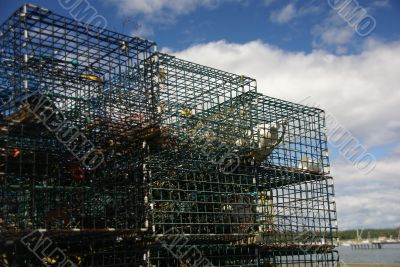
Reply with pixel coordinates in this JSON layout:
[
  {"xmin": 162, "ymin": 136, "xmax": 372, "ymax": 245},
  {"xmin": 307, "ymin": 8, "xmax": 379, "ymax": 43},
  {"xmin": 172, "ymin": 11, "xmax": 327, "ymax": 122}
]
[
  {"xmin": 1, "ymin": 0, "xmax": 399, "ymax": 52},
  {"xmin": 1, "ymin": 0, "xmax": 399, "ymax": 230}
]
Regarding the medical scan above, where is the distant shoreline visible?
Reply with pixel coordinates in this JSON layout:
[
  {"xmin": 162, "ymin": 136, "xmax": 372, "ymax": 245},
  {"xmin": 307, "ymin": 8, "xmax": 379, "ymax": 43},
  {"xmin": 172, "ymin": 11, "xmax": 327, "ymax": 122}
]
[{"xmin": 346, "ymin": 264, "xmax": 400, "ymax": 267}]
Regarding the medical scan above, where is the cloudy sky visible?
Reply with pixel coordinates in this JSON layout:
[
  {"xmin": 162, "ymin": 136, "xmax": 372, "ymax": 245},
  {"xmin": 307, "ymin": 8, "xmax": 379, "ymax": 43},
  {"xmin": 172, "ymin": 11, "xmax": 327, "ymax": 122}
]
[{"xmin": 1, "ymin": 0, "xmax": 399, "ymax": 230}]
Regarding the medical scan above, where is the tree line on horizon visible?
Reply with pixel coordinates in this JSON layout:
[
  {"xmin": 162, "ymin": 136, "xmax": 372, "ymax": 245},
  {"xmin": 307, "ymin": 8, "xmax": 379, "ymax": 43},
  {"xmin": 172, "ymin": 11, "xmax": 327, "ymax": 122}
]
[{"xmin": 338, "ymin": 228, "xmax": 400, "ymax": 240}]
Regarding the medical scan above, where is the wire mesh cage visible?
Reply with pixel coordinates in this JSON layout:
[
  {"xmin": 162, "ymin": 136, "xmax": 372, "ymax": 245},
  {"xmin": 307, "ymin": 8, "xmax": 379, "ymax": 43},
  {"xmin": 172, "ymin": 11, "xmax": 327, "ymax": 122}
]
[
  {"xmin": 256, "ymin": 167, "xmax": 337, "ymax": 248},
  {"xmin": 0, "ymin": 3, "xmax": 153, "ymax": 235},
  {"xmin": 253, "ymin": 93, "xmax": 330, "ymax": 173},
  {"xmin": 0, "ymin": 120, "xmax": 147, "ymax": 232},
  {"xmin": 148, "ymin": 244, "xmax": 259, "ymax": 267},
  {"xmin": 149, "ymin": 53, "xmax": 258, "ymax": 155},
  {"xmin": 1, "ymin": 233, "xmax": 147, "ymax": 267},
  {"xmin": 145, "ymin": 150, "xmax": 259, "ymax": 242},
  {"xmin": 259, "ymin": 249, "xmax": 339, "ymax": 267},
  {"xmin": 0, "ymin": 4, "xmax": 338, "ymax": 266},
  {"xmin": 0, "ymin": 4, "xmax": 156, "ymax": 144}
]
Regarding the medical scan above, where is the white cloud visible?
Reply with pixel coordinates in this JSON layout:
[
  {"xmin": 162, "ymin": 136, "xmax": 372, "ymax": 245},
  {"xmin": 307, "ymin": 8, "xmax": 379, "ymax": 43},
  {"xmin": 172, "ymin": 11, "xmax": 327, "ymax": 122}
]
[
  {"xmin": 336, "ymin": 191, "xmax": 399, "ymax": 229},
  {"xmin": 318, "ymin": 26, "xmax": 354, "ymax": 46},
  {"xmin": 172, "ymin": 39, "xmax": 400, "ymax": 148},
  {"xmin": 333, "ymin": 156, "xmax": 400, "ymax": 229},
  {"xmin": 311, "ymin": 11, "xmax": 356, "ymax": 51},
  {"xmin": 269, "ymin": 2, "xmax": 322, "ymax": 25},
  {"xmin": 104, "ymin": 0, "xmax": 245, "ymax": 37},
  {"xmin": 270, "ymin": 3, "xmax": 296, "ymax": 24},
  {"xmin": 171, "ymin": 39, "xmax": 400, "ymax": 229},
  {"xmin": 105, "ymin": 0, "xmax": 218, "ymax": 16},
  {"xmin": 104, "ymin": 0, "xmax": 248, "ymax": 18},
  {"xmin": 263, "ymin": 0, "xmax": 276, "ymax": 7},
  {"xmin": 393, "ymin": 145, "xmax": 400, "ymax": 155},
  {"xmin": 130, "ymin": 22, "xmax": 154, "ymax": 38},
  {"xmin": 372, "ymin": 0, "xmax": 390, "ymax": 7}
]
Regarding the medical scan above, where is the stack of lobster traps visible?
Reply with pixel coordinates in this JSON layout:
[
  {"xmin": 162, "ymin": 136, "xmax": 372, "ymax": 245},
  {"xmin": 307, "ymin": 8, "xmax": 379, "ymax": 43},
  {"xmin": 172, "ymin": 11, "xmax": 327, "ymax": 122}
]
[{"xmin": 0, "ymin": 4, "xmax": 338, "ymax": 266}]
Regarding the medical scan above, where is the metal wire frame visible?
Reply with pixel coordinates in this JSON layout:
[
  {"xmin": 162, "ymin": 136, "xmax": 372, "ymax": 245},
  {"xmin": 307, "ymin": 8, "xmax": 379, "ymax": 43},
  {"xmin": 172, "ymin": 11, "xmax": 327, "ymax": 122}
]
[
  {"xmin": 253, "ymin": 93, "xmax": 330, "ymax": 173},
  {"xmin": 255, "ymin": 166, "xmax": 338, "ymax": 249},
  {"xmin": 0, "ymin": 3, "xmax": 154, "ymax": 235},
  {"xmin": 144, "ymin": 150, "xmax": 259, "ymax": 242},
  {"xmin": 148, "ymin": 244, "xmax": 259, "ymax": 267},
  {"xmin": 259, "ymin": 249, "xmax": 339, "ymax": 266},
  {"xmin": 1, "ymin": 240, "xmax": 339, "ymax": 267},
  {"xmin": 0, "ymin": 120, "xmax": 147, "ymax": 232},
  {"xmin": 147, "ymin": 55, "xmax": 329, "ymax": 173},
  {"xmin": 148, "ymin": 244, "xmax": 339, "ymax": 266},
  {"xmin": 148, "ymin": 52, "xmax": 258, "ymax": 153},
  {"xmin": 1, "ymin": 236, "xmax": 147, "ymax": 267},
  {"xmin": 0, "ymin": 4, "xmax": 156, "ymax": 140},
  {"xmin": 142, "ymin": 150, "xmax": 337, "ymax": 243},
  {"xmin": 0, "ymin": 4, "xmax": 339, "ymax": 266}
]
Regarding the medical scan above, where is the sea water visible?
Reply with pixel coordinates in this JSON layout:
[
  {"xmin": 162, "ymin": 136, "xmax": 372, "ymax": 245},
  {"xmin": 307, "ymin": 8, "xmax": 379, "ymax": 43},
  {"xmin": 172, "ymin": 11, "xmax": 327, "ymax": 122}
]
[{"xmin": 337, "ymin": 244, "xmax": 400, "ymax": 264}]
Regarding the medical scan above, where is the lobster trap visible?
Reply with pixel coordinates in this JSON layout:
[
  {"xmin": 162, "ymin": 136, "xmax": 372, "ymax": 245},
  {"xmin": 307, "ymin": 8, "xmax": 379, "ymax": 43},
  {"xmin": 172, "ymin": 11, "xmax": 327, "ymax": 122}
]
[
  {"xmin": 0, "ymin": 3, "xmax": 156, "ymax": 144},
  {"xmin": 145, "ymin": 150, "xmax": 259, "ymax": 241},
  {"xmin": 0, "ymin": 4, "xmax": 338, "ymax": 267}
]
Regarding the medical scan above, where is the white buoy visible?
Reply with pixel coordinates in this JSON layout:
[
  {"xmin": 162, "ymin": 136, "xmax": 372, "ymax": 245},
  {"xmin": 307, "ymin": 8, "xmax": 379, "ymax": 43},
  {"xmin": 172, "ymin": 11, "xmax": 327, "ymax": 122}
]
[
  {"xmin": 298, "ymin": 155, "xmax": 321, "ymax": 173},
  {"xmin": 251, "ymin": 119, "xmax": 287, "ymax": 162}
]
